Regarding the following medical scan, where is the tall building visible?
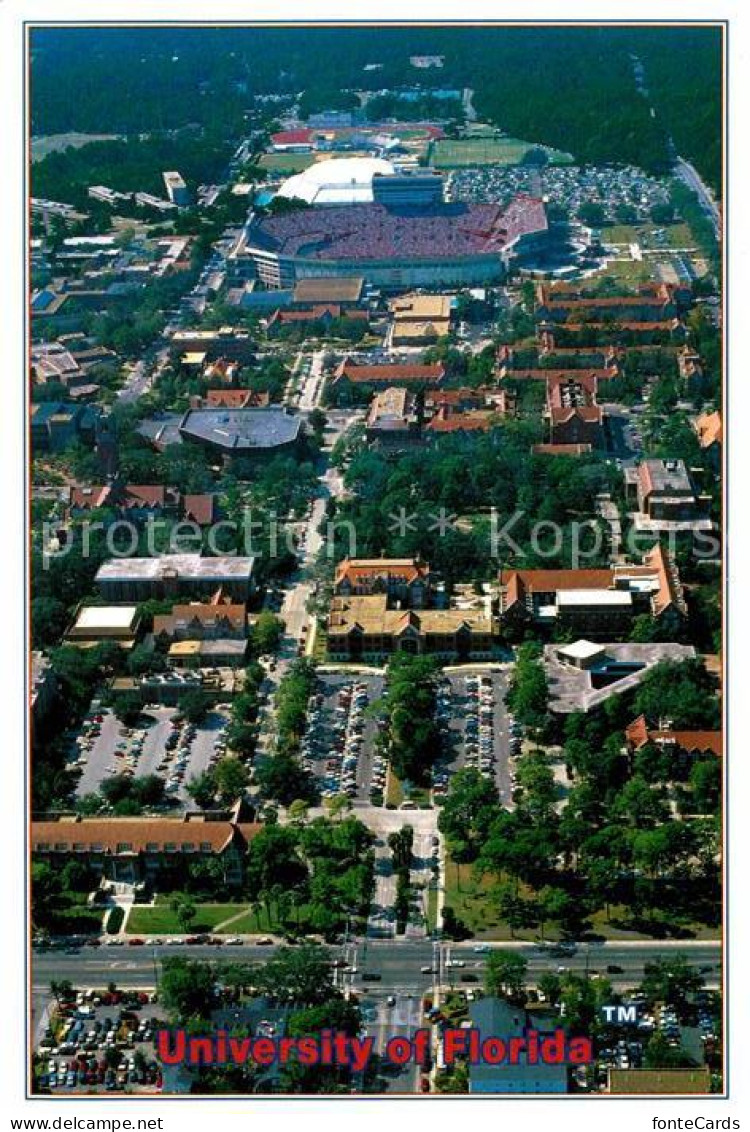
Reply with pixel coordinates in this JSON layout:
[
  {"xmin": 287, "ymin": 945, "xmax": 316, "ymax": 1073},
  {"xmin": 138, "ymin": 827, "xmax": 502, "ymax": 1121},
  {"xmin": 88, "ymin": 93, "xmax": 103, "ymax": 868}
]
[
  {"xmin": 371, "ymin": 171, "xmax": 445, "ymax": 208},
  {"xmin": 162, "ymin": 171, "xmax": 191, "ymax": 207}
]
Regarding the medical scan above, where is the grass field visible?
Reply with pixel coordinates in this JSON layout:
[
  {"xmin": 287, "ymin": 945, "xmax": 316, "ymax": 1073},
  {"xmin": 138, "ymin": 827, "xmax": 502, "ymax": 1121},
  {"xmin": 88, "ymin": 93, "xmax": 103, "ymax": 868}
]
[
  {"xmin": 258, "ymin": 153, "xmax": 319, "ymax": 175},
  {"xmin": 426, "ymin": 886, "xmax": 439, "ymax": 934},
  {"xmin": 126, "ymin": 901, "xmax": 250, "ymax": 935},
  {"xmin": 444, "ymin": 855, "xmax": 718, "ymax": 941},
  {"xmin": 385, "ymin": 768, "xmax": 404, "ymax": 808},
  {"xmin": 259, "ymin": 151, "xmax": 377, "ymax": 176},
  {"xmin": 431, "ymin": 136, "xmax": 572, "ymax": 169}
]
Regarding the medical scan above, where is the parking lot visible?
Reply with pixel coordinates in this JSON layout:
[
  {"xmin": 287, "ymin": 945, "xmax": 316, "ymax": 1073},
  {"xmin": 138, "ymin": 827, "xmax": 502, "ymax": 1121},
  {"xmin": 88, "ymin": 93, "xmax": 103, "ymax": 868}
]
[
  {"xmin": 448, "ymin": 163, "xmax": 671, "ymax": 220},
  {"xmin": 301, "ymin": 673, "xmax": 386, "ymax": 803},
  {"xmin": 71, "ymin": 705, "xmax": 232, "ymax": 808},
  {"xmin": 434, "ymin": 669, "xmax": 516, "ymax": 806},
  {"xmin": 35, "ymin": 987, "xmax": 164, "ymax": 1094}
]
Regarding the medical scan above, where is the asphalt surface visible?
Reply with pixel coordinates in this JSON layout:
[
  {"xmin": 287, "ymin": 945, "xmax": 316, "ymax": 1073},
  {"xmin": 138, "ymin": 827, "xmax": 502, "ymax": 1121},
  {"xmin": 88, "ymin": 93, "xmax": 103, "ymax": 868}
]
[
  {"xmin": 33, "ymin": 938, "xmax": 721, "ymax": 995},
  {"xmin": 439, "ymin": 669, "xmax": 514, "ymax": 805}
]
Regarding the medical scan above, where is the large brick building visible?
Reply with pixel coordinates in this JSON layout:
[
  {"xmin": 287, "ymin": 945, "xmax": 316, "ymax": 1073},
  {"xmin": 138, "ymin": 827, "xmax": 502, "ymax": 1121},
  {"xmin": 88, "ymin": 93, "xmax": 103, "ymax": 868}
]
[
  {"xmin": 498, "ymin": 544, "xmax": 686, "ymax": 639},
  {"xmin": 31, "ymin": 812, "xmax": 260, "ymax": 887}
]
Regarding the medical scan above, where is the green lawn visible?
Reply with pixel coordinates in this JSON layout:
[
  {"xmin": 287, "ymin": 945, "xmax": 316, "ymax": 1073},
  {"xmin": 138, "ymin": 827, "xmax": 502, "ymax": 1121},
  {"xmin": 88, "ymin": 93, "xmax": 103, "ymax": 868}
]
[
  {"xmin": 431, "ymin": 136, "xmax": 572, "ymax": 168},
  {"xmin": 426, "ymin": 886, "xmax": 439, "ymax": 934},
  {"xmin": 385, "ymin": 768, "xmax": 404, "ymax": 808},
  {"xmin": 258, "ymin": 153, "xmax": 319, "ymax": 175},
  {"xmin": 444, "ymin": 855, "xmax": 719, "ymax": 942},
  {"xmin": 126, "ymin": 901, "xmax": 247, "ymax": 935}
]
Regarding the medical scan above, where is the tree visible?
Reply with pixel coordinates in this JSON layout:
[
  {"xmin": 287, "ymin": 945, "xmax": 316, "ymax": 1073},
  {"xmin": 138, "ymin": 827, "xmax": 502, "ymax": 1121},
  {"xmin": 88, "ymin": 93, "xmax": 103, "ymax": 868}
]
[
  {"xmin": 388, "ymin": 826, "xmax": 414, "ymax": 873},
  {"xmin": 31, "ymin": 596, "xmax": 69, "ymax": 649},
  {"xmin": 538, "ymin": 973, "xmax": 562, "ymax": 1006},
  {"xmin": 288, "ymin": 799, "xmax": 310, "ymax": 824},
  {"xmin": 50, "ymin": 979, "xmax": 74, "ymax": 1006},
  {"xmin": 690, "ymin": 758, "xmax": 721, "ymax": 814},
  {"xmin": 307, "ymin": 408, "xmax": 328, "ymax": 442},
  {"xmin": 252, "ymin": 611, "xmax": 284, "ymax": 656},
  {"xmin": 634, "ymin": 660, "xmax": 719, "ymax": 729},
  {"xmin": 641, "ymin": 957, "xmax": 703, "ymax": 1009},
  {"xmin": 186, "ymin": 769, "xmax": 217, "ymax": 810},
  {"xmin": 650, "ymin": 202, "xmax": 675, "ymax": 225},
  {"xmin": 178, "ymin": 690, "xmax": 208, "ymax": 725},
  {"xmin": 644, "ymin": 1029, "xmax": 695, "ymax": 1069},
  {"xmin": 484, "ymin": 951, "xmax": 528, "ymax": 1001},
  {"xmin": 213, "ymin": 756, "xmax": 249, "ymax": 804},
  {"xmin": 578, "ymin": 202, "xmax": 606, "ymax": 227},
  {"xmin": 159, "ymin": 957, "xmax": 215, "ymax": 1021},
  {"xmin": 538, "ymin": 885, "xmax": 578, "ymax": 938},
  {"xmin": 169, "ymin": 894, "xmax": 197, "ymax": 933},
  {"xmin": 324, "ymin": 794, "xmax": 352, "ymax": 821},
  {"xmin": 438, "ymin": 768, "xmax": 500, "ymax": 859},
  {"xmin": 252, "ymin": 944, "xmax": 335, "ymax": 1006},
  {"xmin": 111, "ymin": 692, "xmax": 143, "ymax": 726},
  {"xmin": 612, "ymin": 775, "xmax": 670, "ymax": 829},
  {"xmin": 506, "ymin": 646, "xmax": 550, "ymax": 732}
]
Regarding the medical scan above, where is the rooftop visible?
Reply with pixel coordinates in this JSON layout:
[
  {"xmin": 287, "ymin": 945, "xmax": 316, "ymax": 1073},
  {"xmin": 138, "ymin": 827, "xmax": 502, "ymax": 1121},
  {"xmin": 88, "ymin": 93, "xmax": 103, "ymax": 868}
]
[
  {"xmin": 608, "ymin": 1069, "xmax": 711, "ymax": 1095},
  {"xmin": 179, "ymin": 408, "xmax": 303, "ymax": 452},
  {"xmin": 32, "ymin": 815, "xmax": 260, "ymax": 855},
  {"xmin": 96, "ymin": 554, "xmax": 255, "ymax": 583},
  {"xmin": 639, "ymin": 458, "xmax": 693, "ymax": 495},
  {"xmin": 328, "ymin": 593, "xmax": 492, "ymax": 637},
  {"xmin": 390, "ymin": 293, "xmax": 452, "ymax": 321},
  {"xmin": 70, "ymin": 605, "xmax": 140, "ymax": 632},
  {"xmin": 557, "ymin": 639, "xmax": 606, "ymax": 660},
  {"xmin": 556, "ymin": 589, "xmax": 632, "ymax": 607},
  {"xmin": 336, "ymin": 360, "xmax": 445, "ymax": 384},
  {"xmin": 277, "ymin": 157, "xmax": 396, "ymax": 205},
  {"xmin": 292, "ymin": 276, "xmax": 364, "ymax": 304}
]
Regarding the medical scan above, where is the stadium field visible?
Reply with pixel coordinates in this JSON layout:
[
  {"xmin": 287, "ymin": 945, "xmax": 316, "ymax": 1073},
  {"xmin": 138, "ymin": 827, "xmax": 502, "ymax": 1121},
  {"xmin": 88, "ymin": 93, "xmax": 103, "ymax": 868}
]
[
  {"xmin": 259, "ymin": 152, "xmax": 321, "ymax": 174},
  {"xmin": 430, "ymin": 136, "xmax": 572, "ymax": 168}
]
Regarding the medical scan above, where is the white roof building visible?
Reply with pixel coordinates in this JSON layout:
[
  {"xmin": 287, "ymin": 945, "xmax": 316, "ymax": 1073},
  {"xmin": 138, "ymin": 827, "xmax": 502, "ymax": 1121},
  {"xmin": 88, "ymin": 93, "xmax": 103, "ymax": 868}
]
[{"xmin": 277, "ymin": 157, "xmax": 396, "ymax": 206}]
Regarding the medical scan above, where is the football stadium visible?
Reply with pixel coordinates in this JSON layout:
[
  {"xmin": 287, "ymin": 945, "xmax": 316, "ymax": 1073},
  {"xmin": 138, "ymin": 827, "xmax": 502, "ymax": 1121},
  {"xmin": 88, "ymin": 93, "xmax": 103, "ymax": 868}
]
[{"xmin": 234, "ymin": 189, "xmax": 550, "ymax": 289}]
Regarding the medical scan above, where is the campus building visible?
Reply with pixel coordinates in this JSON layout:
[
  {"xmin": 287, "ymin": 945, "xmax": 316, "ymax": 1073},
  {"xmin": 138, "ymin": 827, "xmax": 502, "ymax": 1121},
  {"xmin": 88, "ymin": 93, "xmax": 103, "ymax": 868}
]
[
  {"xmin": 95, "ymin": 554, "xmax": 256, "ymax": 604},
  {"xmin": 334, "ymin": 557, "xmax": 434, "ymax": 607},
  {"xmin": 327, "ymin": 595, "xmax": 495, "ymax": 661},
  {"xmin": 625, "ymin": 714, "xmax": 722, "ymax": 762},
  {"xmin": 498, "ymin": 544, "xmax": 686, "ymax": 638},
  {"xmin": 467, "ymin": 999, "xmax": 568, "ymax": 1094},
  {"xmin": 31, "ymin": 812, "xmax": 260, "ymax": 887},
  {"xmin": 624, "ymin": 459, "xmax": 712, "ymax": 531}
]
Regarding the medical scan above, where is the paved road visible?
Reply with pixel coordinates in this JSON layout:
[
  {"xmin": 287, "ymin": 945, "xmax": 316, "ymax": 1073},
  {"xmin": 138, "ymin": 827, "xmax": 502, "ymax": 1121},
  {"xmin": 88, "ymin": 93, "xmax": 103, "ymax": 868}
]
[
  {"xmin": 31, "ymin": 936, "xmax": 721, "ymax": 1076},
  {"xmin": 118, "ymin": 345, "xmax": 170, "ymax": 403},
  {"xmin": 674, "ymin": 158, "xmax": 721, "ymax": 239},
  {"xmin": 33, "ymin": 938, "xmax": 720, "ymax": 995}
]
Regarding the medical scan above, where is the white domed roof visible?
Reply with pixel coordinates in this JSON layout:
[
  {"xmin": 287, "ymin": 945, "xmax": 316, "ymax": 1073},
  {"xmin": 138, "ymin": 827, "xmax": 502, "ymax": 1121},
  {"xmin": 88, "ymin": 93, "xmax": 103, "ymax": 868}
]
[{"xmin": 277, "ymin": 157, "xmax": 396, "ymax": 205}]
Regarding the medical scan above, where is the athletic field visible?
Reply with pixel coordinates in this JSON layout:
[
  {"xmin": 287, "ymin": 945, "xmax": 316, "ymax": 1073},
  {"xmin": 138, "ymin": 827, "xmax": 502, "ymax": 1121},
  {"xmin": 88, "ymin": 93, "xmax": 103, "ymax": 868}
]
[{"xmin": 430, "ymin": 136, "xmax": 572, "ymax": 168}]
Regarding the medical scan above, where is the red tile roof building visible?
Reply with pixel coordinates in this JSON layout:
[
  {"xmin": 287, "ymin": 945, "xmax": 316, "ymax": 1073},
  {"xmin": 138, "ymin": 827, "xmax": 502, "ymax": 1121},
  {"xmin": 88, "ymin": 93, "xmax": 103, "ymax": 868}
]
[
  {"xmin": 499, "ymin": 544, "xmax": 686, "ymax": 637},
  {"xmin": 153, "ymin": 602, "xmax": 247, "ymax": 641},
  {"xmin": 67, "ymin": 482, "xmax": 217, "ymax": 526},
  {"xmin": 532, "ymin": 443, "xmax": 594, "ymax": 457},
  {"xmin": 334, "ymin": 360, "xmax": 446, "ymax": 386},
  {"xmin": 334, "ymin": 557, "xmax": 433, "ymax": 607},
  {"xmin": 625, "ymin": 714, "xmax": 722, "ymax": 758},
  {"xmin": 31, "ymin": 813, "xmax": 260, "ymax": 886}
]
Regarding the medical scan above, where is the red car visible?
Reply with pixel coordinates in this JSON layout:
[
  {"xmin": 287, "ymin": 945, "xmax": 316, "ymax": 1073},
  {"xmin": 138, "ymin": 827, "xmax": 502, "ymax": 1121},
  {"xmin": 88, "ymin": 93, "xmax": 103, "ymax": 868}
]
[{"xmin": 128, "ymin": 937, "xmax": 145, "ymax": 946}]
